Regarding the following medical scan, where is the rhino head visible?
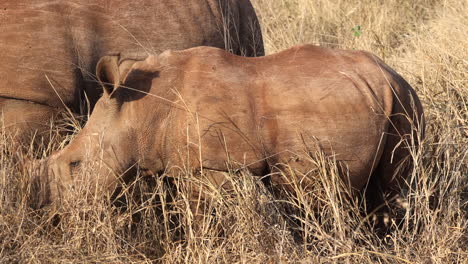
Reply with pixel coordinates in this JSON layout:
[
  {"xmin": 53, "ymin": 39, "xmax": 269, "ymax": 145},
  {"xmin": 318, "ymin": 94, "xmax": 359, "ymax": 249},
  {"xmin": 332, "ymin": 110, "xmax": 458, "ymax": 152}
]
[{"xmin": 35, "ymin": 54, "xmax": 169, "ymax": 207}]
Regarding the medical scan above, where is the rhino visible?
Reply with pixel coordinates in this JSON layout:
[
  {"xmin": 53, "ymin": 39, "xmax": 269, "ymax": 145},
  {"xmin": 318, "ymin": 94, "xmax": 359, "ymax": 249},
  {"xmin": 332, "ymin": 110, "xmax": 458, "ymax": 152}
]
[
  {"xmin": 40, "ymin": 45, "xmax": 424, "ymax": 210},
  {"xmin": 0, "ymin": 0, "xmax": 264, "ymax": 150}
]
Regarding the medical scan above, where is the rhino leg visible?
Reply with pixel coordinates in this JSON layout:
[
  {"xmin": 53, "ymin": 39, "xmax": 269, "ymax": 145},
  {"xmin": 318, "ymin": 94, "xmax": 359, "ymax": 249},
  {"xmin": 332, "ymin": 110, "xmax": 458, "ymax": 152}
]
[
  {"xmin": 368, "ymin": 116, "xmax": 415, "ymax": 207},
  {"xmin": 183, "ymin": 169, "xmax": 232, "ymax": 233},
  {"xmin": 367, "ymin": 90, "xmax": 424, "ymax": 211},
  {"xmin": 0, "ymin": 98, "xmax": 58, "ymax": 153}
]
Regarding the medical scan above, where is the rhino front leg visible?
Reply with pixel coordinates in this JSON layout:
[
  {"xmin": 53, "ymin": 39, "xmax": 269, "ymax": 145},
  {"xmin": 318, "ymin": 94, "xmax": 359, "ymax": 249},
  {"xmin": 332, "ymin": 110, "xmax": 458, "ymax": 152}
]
[
  {"xmin": 179, "ymin": 169, "xmax": 232, "ymax": 235},
  {"xmin": 0, "ymin": 98, "xmax": 59, "ymax": 153}
]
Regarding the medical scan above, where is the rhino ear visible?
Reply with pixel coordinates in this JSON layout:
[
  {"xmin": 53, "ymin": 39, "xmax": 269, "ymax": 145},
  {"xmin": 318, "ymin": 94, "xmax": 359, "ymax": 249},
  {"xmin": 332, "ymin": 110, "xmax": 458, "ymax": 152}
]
[
  {"xmin": 118, "ymin": 59, "xmax": 140, "ymax": 84},
  {"xmin": 96, "ymin": 56, "xmax": 121, "ymax": 96}
]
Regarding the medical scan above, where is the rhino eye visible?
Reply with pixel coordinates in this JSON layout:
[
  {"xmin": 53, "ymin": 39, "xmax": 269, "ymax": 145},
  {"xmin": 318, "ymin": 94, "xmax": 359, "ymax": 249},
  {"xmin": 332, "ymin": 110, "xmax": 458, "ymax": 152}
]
[{"xmin": 70, "ymin": 160, "xmax": 81, "ymax": 168}]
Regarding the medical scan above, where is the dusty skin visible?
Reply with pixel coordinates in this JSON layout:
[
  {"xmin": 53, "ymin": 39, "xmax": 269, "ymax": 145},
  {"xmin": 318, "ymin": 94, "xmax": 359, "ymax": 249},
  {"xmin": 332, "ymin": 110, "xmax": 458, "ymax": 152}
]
[
  {"xmin": 1, "ymin": 0, "xmax": 465, "ymax": 262},
  {"xmin": 41, "ymin": 45, "xmax": 424, "ymax": 214},
  {"xmin": 0, "ymin": 0, "xmax": 264, "ymax": 149}
]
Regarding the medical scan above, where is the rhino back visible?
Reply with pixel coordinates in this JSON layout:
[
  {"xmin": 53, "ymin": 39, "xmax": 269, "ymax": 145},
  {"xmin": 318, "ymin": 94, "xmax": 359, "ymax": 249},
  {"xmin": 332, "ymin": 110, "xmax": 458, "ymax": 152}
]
[{"xmin": 158, "ymin": 45, "xmax": 411, "ymax": 189}]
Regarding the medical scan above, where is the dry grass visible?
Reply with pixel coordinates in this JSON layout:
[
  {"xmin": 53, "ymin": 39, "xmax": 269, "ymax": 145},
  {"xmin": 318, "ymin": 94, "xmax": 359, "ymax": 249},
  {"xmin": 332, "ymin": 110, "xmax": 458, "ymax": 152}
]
[{"xmin": 1, "ymin": 0, "xmax": 467, "ymax": 263}]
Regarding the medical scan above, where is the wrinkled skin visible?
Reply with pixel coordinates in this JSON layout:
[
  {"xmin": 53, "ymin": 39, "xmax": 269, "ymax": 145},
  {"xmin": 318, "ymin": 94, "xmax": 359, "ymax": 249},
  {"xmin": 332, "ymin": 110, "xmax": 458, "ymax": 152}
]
[
  {"xmin": 0, "ymin": 0, "xmax": 264, "ymax": 150},
  {"xmin": 43, "ymin": 45, "xmax": 424, "ymax": 209}
]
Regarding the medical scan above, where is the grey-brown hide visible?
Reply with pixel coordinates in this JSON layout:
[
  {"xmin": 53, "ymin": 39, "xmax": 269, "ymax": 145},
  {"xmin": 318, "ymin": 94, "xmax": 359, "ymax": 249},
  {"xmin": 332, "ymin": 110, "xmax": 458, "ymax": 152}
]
[
  {"xmin": 45, "ymin": 45, "xmax": 424, "ymax": 208},
  {"xmin": 0, "ymin": 0, "xmax": 264, "ymax": 149}
]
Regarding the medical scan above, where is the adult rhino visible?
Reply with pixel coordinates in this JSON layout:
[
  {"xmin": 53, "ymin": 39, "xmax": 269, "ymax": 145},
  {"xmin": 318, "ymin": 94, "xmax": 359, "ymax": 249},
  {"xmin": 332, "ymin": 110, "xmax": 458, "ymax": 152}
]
[
  {"xmin": 0, "ymin": 0, "xmax": 264, "ymax": 150},
  {"xmin": 41, "ymin": 45, "xmax": 424, "ymax": 210}
]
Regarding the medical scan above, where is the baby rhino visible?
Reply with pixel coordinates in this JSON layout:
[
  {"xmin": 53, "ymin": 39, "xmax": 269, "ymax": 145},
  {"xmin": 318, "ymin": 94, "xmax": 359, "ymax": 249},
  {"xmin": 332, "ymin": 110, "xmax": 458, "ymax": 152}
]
[{"xmin": 40, "ymin": 45, "xmax": 424, "ymax": 210}]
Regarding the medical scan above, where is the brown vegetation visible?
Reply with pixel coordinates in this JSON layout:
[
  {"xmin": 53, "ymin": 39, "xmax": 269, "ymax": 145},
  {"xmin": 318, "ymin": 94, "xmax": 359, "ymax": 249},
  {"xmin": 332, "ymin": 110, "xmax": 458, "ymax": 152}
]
[{"xmin": 1, "ymin": 0, "xmax": 466, "ymax": 263}]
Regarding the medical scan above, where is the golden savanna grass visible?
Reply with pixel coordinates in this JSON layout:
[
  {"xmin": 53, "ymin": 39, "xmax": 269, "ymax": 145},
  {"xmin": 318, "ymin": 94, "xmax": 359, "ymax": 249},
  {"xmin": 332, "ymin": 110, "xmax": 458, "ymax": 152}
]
[{"xmin": 1, "ymin": 0, "xmax": 467, "ymax": 263}]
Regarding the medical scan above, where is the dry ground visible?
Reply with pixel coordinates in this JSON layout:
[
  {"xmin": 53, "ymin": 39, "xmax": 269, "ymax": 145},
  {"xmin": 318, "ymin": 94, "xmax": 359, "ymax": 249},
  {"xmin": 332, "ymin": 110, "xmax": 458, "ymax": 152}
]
[{"xmin": 1, "ymin": 0, "xmax": 467, "ymax": 263}]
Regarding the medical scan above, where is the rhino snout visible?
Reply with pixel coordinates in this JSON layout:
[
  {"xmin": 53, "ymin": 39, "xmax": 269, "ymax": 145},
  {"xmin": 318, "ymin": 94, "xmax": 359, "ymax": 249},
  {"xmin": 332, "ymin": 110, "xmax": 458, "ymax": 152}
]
[
  {"xmin": 46, "ymin": 155, "xmax": 80, "ymax": 202},
  {"xmin": 25, "ymin": 158, "xmax": 52, "ymax": 209}
]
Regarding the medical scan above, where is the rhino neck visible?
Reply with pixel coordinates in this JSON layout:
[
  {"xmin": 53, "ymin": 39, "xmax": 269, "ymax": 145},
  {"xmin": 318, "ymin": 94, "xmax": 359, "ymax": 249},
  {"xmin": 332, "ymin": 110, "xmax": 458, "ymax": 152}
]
[
  {"xmin": 135, "ymin": 103, "xmax": 175, "ymax": 175},
  {"xmin": 131, "ymin": 68, "xmax": 182, "ymax": 175}
]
